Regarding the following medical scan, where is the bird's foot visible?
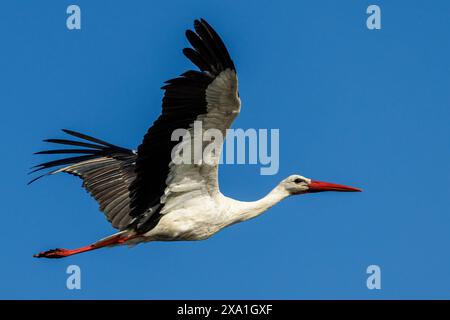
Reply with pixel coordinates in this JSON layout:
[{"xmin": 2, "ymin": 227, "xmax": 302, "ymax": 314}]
[{"xmin": 33, "ymin": 248, "xmax": 74, "ymax": 259}]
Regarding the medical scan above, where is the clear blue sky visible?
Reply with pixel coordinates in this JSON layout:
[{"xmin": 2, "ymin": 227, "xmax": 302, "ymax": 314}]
[{"xmin": 0, "ymin": 0, "xmax": 449, "ymax": 299}]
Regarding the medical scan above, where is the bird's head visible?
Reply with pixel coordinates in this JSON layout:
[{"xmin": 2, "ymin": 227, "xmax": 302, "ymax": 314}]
[{"xmin": 281, "ymin": 175, "xmax": 362, "ymax": 195}]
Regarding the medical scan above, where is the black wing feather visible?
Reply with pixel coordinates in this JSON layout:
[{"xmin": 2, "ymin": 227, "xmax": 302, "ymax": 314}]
[
  {"xmin": 62, "ymin": 129, "xmax": 116, "ymax": 148},
  {"xmin": 182, "ymin": 48, "xmax": 211, "ymax": 72},
  {"xmin": 43, "ymin": 138, "xmax": 105, "ymax": 150}
]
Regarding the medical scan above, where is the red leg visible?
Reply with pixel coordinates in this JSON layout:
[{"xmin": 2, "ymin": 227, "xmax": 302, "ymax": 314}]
[{"xmin": 34, "ymin": 234, "xmax": 131, "ymax": 259}]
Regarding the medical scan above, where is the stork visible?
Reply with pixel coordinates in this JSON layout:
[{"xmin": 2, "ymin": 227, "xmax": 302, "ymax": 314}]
[{"xmin": 30, "ymin": 19, "xmax": 361, "ymax": 259}]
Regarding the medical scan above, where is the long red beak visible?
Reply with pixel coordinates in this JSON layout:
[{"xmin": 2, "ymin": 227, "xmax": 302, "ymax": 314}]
[{"xmin": 308, "ymin": 180, "xmax": 362, "ymax": 193}]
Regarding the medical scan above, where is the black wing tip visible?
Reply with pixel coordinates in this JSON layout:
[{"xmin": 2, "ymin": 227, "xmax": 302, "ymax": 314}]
[
  {"xmin": 61, "ymin": 128, "xmax": 80, "ymax": 137},
  {"xmin": 194, "ymin": 18, "xmax": 209, "ymax": 27},
  {"xmin": 198, "ymin": 18, "xmax": 210, "ymax": 28},
  {"xmin": 185, "ymin": 18, "xmax": 236, "ymax": 73},
  {"xmin": 29, "ymin": 129, "xmax": 135, "ymax": 184},
  {"xmin": 42, "ymin": 130, "xmax": 134, "ymax": 154},
  {"xmin": 185, "ymin": 29, "xmax": 195, "ymax": 38},
  {"xmin": 27, "ymin": 174, "xmax": 45, "ymax": 185}
]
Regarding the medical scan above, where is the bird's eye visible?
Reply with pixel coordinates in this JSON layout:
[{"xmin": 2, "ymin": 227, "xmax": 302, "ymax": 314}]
[{"xmin": 294, "ymin": 178, "xmax": 305, "ymax": 184}]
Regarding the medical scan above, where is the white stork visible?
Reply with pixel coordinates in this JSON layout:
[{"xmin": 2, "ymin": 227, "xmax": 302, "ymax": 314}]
[{"xmin": 31, "ymin": 19, "xmax": 361, "ymax": 259}]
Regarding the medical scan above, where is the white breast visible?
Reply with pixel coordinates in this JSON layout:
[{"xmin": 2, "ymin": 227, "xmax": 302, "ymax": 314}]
[{"xmin": 142, "ymin": 193, "xmax": 233, "ymax": 241}]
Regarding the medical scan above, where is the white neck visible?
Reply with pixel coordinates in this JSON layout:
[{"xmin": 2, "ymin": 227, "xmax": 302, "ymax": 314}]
[{"xmin": 227, "ymin": 184, "xmax": 290, "ymax": 224}]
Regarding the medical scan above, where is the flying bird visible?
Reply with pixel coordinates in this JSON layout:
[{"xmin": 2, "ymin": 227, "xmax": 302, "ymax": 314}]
[{"xmin": 30, "ymin": 19, "xmax": 361, "ymax": 258}]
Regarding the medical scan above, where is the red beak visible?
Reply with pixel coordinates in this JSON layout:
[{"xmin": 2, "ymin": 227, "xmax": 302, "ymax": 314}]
[{"xmin": 308, "ymin": 180, "xmax": 362, "ymax": 193}]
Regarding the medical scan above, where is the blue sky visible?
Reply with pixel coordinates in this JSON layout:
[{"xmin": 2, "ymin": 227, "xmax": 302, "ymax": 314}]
[{"xmin": 0, "ymin": 0, "xmax": 449, "ymax": 299}]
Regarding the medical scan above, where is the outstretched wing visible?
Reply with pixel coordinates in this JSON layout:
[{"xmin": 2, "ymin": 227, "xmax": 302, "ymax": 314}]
[
  {"xmin": 129, "ymin": 19, "xmax": 240, "ymax": 231},
  {"xmin": 30, "ymin": 129, "xmax": 137, "ymax": 230}
]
